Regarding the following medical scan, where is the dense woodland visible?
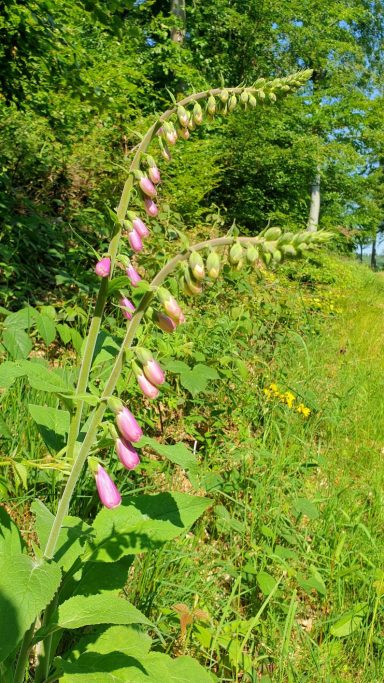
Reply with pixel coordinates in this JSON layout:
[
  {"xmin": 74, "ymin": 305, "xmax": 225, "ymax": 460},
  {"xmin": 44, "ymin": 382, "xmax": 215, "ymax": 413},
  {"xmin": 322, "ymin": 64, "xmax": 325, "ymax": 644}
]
[{"xmin": 1, "ymin": 0, "xmax": 384, "ymax": 305}]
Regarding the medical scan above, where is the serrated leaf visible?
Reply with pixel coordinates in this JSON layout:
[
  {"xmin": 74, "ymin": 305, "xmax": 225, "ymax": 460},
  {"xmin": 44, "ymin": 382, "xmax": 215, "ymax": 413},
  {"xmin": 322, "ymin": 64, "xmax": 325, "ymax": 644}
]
[
  {"xmin": 3, "ymin": 307, "xmax": 36, "ymax": 331},
  {"xmin": 35, "ymin": 312, "xmax": 56, "ymax": 345},
  {"xmin": 2, "ymin": 328, "xmax": 32, "ymax": 360},
  {"xmin": 138, "ymin": 436, "xmax": 197, "ymax": 470},
  {"xmin": 0, "ymin": 553, "xmax": 61, "ymax": 662},
  {"xmin": 0, "ymin": 361, "xmax": 26, "ymax": 390},
  {"xmin": 28, "ymin": 404, "xmax": 70, "ymax": 451},
  {"xmin": 53, "ymin": 593, "xmax": 150, "ymax": 630},
  {"xmin": 163, "ymin": 359, "xmax": 190, "ymax": 374},
  {"xmin": 22, "ymin": 361, "xmax": 70, "ymax": 393},
  {"xmin": 180, "ymin": 364, "xmax": 219, "ymax": 397},
  {"xmin": 88, "ymin": 493, "xmax": 211, "ymax": 562}
]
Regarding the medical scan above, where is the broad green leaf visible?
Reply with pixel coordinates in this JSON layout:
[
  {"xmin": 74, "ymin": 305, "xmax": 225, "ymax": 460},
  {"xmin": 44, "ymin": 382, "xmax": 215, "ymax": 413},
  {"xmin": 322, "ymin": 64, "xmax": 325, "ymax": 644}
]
[
  {"xmin": 257, "ymin": 571, "xmax": 278, "ymax": 596},
  {"xmin": 58, "ymin": 625, "xmax": 215, "ymax": 683},
  {"xmin": 0, "ymin": 507, "xmax": 24, "ymax": 559},
  {"xmin": 71, "ymin": 329, "xmax": 83, "ymax": 355},
  {"xmin": 163, "ymin": 359, "xmax": 190, "ymax": 374},
  {"xmin": 31, "ymin": 500, "xmax": 91, "ymax": 572},
  {"xmin": 107, "ymin": 276, "xmax": 132, "ymax": 297},
  {"xmin": 12, "ymin": 461, "xmax": 28, "ymax": 489},
  {"xmin": 0, "ymin": 554, "xmax": 61, "ymax": 662},
  {"xmin": 35, "ymin": 312, "xmax": 56, "ymax": 345},
  {"xmin": 292, "ymin": 497, "xmax": 319, "ymax": 520},
  {"xmin": 28, "ymin": 404, "xmax": 70, "ymax": 451},
  {"xmin": 3, "ymin": 307, "xmax": 36, "ymax": 331},
  {"xmin": 0, "ymin": 361, "xmax": 26, "ymax": 390},
  {"xmin": 138, "ymin": 436, "xmax": 197, "ymax": 470},
  {"xmin": 180, "ymin": 364, "xmax": 219, "ymax": 397},
  {"xmin": 67, "ymin": 556, "xmax": 134, "ymax": 599},
  {"xmin": 91, "ymin": 332, "xmax": 120, "ymax": 368},
  {"xmin": 23, "ymin": 361, "xmax": 70, "ymax": 393},
  {"xmin": 56, "ymin": 324, "xmax": 72, "ymax": 345},
  {"xmin": 2, "ymin": 328, "xmax": 32, "ymax": 360},
  {"xmin": 89, "ymin": 493, "xmax": 211, "ymax": 562},
  {"xmin": 54, "ymin": 593, "xmax": 150, "ymax": 630},
  {"xmin": 329, "ymin": 603, "xmax": 367, "ymax": 637}
]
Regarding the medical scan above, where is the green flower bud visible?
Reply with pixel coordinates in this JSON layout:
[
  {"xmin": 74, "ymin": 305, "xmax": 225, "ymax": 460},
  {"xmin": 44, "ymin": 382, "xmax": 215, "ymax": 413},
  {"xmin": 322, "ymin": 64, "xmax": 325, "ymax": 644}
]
[
  {"xmin": 189, "ymin": 251, "xmax": 205, "ymax": 281},
  {"xmin": 135, "ymin": 346, "xmax": 153, "ymax": 365},
  {"xmin": 207, "ymin": 94, "xmax": 216, "ymax": 115},
  {"xmin": 229, "ymin": 242, "xmax": 243, "ymax": 265},
  {"xmin": 188, "ymin": 113, "xmax": 196, "ymax": 131},
  {"xmin": 271, "ymin": 249, "xmax": 283, "ymax": 263},
  {"xmin": 257, "ymin": 89, "xmax": 266, "ymax": 101},
  {"xmin": 248, "ymin": 94, "xmax": 257, "ymax": 108},
  {"xmin": 268, "ymin": 92, "xmax": 277, "ymax": 102},
  {"xmin": 219, "ymin": 90, "xmax": 229, "ymax": 103},
  {"xmin": 193, "ymin": 102, "xmax": 203, "ymax": 125},
  {"xmin": 260, "ymin": 251, "xmax": 272, "ymax": 266},
  {"xmin": 180, "ymin": 267, "xmax": 202, "ymax": 296},
  {"xmin": 277, "ymin": 231, "xmax": 295, "ymax": 245},
  {"xmin": 206, "ymin": 251, "xmax": 220, "ymax": 279},
  {"xmin": 246, "ymin": 245, "xmax": 259, "ymax": 263},
  {"xmin": 240, "ymin": 91, "xmax": 249, "ymax": 105},
  {"xmin": 177, "ymin": 105, "xmax": 189, "ymax": 127},
  {"xmin": 228, "ymin": 94, "xmax": 237, "ymax": 112},
  {"xmin": 264, "ymin": 227, "xmax": 282, "ymax": 241},
  {"xmin": 281, "ymin": 244, "xmax": 298, "ymax": 258}
]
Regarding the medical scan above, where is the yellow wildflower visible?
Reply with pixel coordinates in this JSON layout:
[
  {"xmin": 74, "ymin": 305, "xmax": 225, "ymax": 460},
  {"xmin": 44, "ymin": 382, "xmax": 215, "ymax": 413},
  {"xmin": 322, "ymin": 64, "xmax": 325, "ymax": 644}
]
[{"xmin": 297, "ymin": 403, "xmax": 311, "ymax": 418}]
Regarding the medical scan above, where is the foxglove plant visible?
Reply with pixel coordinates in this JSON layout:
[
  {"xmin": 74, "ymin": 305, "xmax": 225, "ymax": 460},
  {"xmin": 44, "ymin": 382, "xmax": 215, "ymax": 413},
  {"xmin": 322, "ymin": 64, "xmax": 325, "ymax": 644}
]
[{"xmin": 3, "ymin": 69, "xmax": 334, "ymax": 683}]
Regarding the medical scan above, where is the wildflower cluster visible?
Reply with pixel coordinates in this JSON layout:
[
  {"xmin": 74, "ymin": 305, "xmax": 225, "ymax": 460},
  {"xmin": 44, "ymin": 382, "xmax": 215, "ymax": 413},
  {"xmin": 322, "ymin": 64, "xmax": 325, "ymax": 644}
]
[
  {"xmin": 87, "ymin": 71, "xmax": 329, "ymax": 508},
  {"xmin": 263, "ymin": 382, "xmax": 311, "ymax": 418}
]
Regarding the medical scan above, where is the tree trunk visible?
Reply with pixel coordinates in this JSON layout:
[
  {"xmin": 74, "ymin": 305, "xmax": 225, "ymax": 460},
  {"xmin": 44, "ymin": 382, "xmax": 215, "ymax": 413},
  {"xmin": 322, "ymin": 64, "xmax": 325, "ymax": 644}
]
[
  {"xmin": 359, "ymin": 244, "xmax": 363, "ymax": 262},
  {"xmin": 170, "ymin": 0, "xmax": 186, "ymax": 43},
  {"xmin": 371, "ymin": 237, "xmax": 377, "ymax": 270},
  {"xmin": 307, "ymin": 166, "xmax": 321, "ymax": 232}
]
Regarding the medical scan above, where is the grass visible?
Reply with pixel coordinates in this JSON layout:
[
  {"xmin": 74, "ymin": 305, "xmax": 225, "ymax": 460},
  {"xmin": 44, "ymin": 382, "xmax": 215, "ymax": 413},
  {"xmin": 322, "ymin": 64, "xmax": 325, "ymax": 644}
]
[{"xmin": 2, "ymin": 253, "xmax": 384, "ymax": 681}]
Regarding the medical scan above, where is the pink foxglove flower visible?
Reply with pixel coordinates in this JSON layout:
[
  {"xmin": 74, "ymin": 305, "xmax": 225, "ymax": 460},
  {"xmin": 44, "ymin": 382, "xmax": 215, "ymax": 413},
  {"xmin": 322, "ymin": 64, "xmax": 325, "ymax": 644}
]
[
  {"xmin": 116, "ymin": 407, "xmax": 143, "ymax": 443},
  {"xmin": 132, "ymin": 217, "xmax": 149, "ymax": 238},
  {"xmin": 137, "ymin": 372, "xmax": 159, "ymax": 399},
  {"xmin": 152, "ymin": 310, "xmax": 177, "ymax": 333},
  {"xmin": 126, "ymin": 265, "xmax": 142, "ymax": 287},
  {"xmin": 148, "ymin": 165, "xmax": 161, "ymax": 184},
  {"xmin": 128, "ymin": 228, "xmax": 143, "ymax": 252},
  {"xmin": 95, "ymin": 464, "xmax": 121, "ymax": 509},
  {"xmin": 120, "ymin": 297, "xmax": 135, "ymax": 320},
  {"xmin": 139, "ymin": 175, "xmax": 157, "ymax": 198},
  {"xmin": 143, "ymin": 359, "xmax": 165, "ymax": 386},
  {"xmin": 144, "ymin": 198, "xmax": 159, "ymax": 217},
  {"xmin": 116, "ymin": 438, "xmax": 140, "ymax": 470},
  {"xmin": 95, "ymin": 257, "xmax": 111, "ymax": 278}
]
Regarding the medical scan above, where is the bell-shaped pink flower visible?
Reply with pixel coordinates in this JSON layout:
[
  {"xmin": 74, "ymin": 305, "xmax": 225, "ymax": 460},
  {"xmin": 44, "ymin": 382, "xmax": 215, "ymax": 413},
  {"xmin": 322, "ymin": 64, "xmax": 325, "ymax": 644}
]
[
  {"xmin": 153, "ymin": 310, "xmax": 177, "ymax": 333},
  {"xmin": 139, "ymin": 175, "xmax": 157, "ymax": 198},
  {"xmin": 165, "ymin": 297, "xmax": 183, "ymax": 322},
  {"xmin": 116, "ymin": 407, "xmax": 143, "ymax": 443},
  {"xmin": 128, "ymin": 228, "xmax": 143, "ymax": 252},
  {"xmin": 144, "ymin": 359, "xmax": 165, "ymax": 386},
  {"xmin": 144, "ymin": 199, "xmax": 159, "ymax": 217},
  {"xmin": 126, "ymin": 265, "xmax": 142, "ymax": 287},
  {"xmin": 120, "ymin": 297, "xmax": 135, "ymax": 320},
  {"xmin": 95, "ymin": 464, "xmax": 121, "ymax": 509},
  {"xmin": 116, "ymin": 438, "xmax": 140, "ymax": 470},
  {"xmin": 148, "ymin": 165, "xmax": 161, "ymax": 184},
  {"xmin": 137, "ymin": 372, "xmax": 159, "ymax": 399},
  {"xmin": 95, "ymin": 257, "xmax": 111, "ymax": 278},
  {"xmin": 132, "ymin": 217, "xmax": 149, "ymax": 238}
]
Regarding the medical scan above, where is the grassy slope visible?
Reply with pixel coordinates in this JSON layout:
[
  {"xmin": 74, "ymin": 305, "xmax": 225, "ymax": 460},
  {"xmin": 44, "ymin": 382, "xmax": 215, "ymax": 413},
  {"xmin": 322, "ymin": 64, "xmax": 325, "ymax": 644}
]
[{"xmin": 129, "ymin": 257, "xmax": 384, "ymax": 683}]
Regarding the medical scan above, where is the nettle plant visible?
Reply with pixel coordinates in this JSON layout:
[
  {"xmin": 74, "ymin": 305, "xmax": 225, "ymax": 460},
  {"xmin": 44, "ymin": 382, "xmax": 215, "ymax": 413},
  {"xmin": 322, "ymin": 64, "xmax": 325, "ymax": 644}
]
[{"xmin": 0, "ymin": 69, "xmax": 330, "ymax": 683}]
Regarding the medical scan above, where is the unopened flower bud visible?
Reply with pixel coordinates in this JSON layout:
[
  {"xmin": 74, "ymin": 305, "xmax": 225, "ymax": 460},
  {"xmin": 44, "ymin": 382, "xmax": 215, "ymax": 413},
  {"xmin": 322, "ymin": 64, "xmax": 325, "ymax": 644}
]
[
  {"xmin": 116, "ymin": 438, "xmax": 140, "ymax": 470},
  {"xmin": 248, "ymin": 94, "xmax": 257, "ymax": 108},
  {"xmin": 264, "ymin": 227, "xmax": 282, "ymax": 241},
  {"xmin": 206, "ymin": 251, "xmax": 220, "ymax": 279},
  {"xmin": 128, "ymin": 228, "xmax": 143, "ymax": 252},
  {"xmin": 207, "ymin": 94, "xmax": 216, "ymax": 115},
  {"xmin": 159, "ymin": 137, "xmax": 171, "ymax": 161},
  {"xmin": 240, "ymin": 91, "xmax": 249, "ymax": 105},
  {"xmin": 144, "ymin": 198, "xmax": 159, "ymax": 217},
  {"xmin": 139, "ymin": 174, "xmax": 157, "ymax": 198},
  {"xmin": 189, "ymin": 251, "xmax": 205, "ymax": 281},
  {"xmin": 133, "ymin": 361, "xmax": 160, "ymax": 398},
  {"xmin": 95, "ymin": 464, "xmax": 121, "ymax": 509},
  {"xmin": 132, "ymin": 217, "xmax": 149, "ymax": 238},
  {"xmin": 187, "ymin": 114, "xmax": 196, "ymax": 131},
  {"xmin": 228, "ymin": 94, "xmax": 237, "ymax": 112},
  {"xmin": 219, "ymin": 90, "xmax": 229, "ymax": 103},
  {"xmin": 148, "ymin": 164, "xmax": 161, "ymax": 184},
  {"xmin": 120, "ymin": 297, "xmax": 135, "ymax": 320},
  {"xmin": 271, "ymin": 249, "xmax": 283, "ymax": 263},
  {"xmin": 126, "ymin": 264, "xmax": 142, "ymax": 287},
  {"xmin": 257, "ymin": 89, "xmax": 265, "ymax": 101},
  {"xmin": 152, "ymin": 309, "xmax": 177, "ymax": 333},
  {"xmin": 193, "ymin": 102, "xmax": 203, "ymax": 125},
  {"xmin": 178, "ymin": 126, "xmax": 190, "ymax": 140},
  {"xmin": 116, "ymin": 406, "xmax": 143, "ymax": 443},
  {"xmin": 177, "ymin": 106, "xmax": 189, "ymax": 127},
  {"xmin": 269, "ymin": 92, "xmax": 277, "ymax": 102},
  {"xmin": 181, "ymin": 265, "xmax": 203, "ymax": 296},
  {"xmin": 246, "ymin": 246, "xmax": 259, "ymax": 263},
  {"xmin": 281, "ymin": 244, "xmax": 297, "ymax": 258},
  {"xmin": 95, "ymin": 257, "xmax": 111, "ymax": 278},
  {"xmin": 229, "ymin": 242, "xmax": 243, "ymax": 265},
  {"xmin": 157, "ymin": 287, "xmax": 184, "ymax": 322},
  {"xmin": 135, "ymin": 348, "xmax": 165, "ymax": 386},
  {"xmin": 164, "ymin": 121, "xmax": 178, "ymax": 145}
]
